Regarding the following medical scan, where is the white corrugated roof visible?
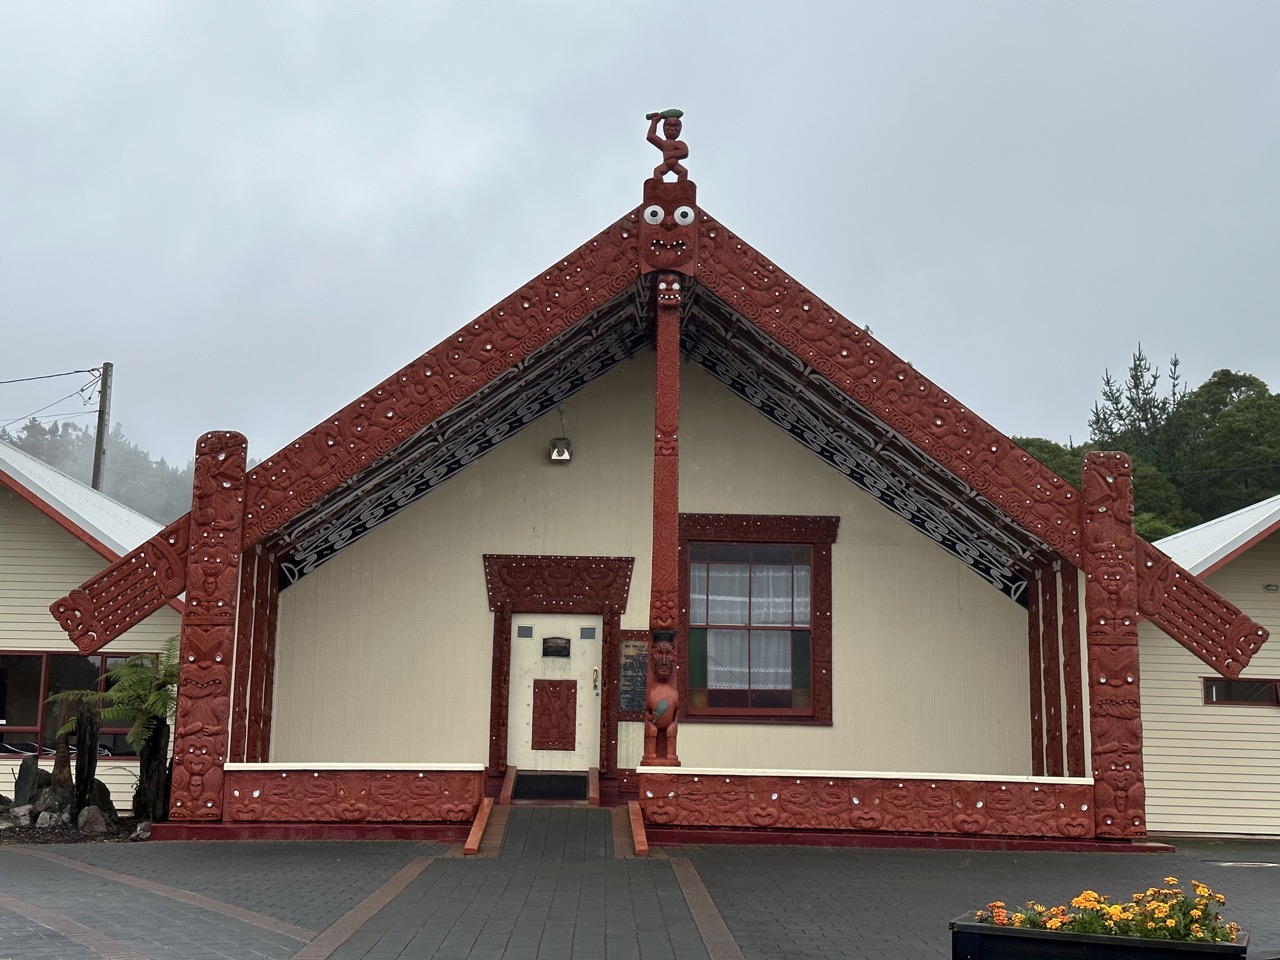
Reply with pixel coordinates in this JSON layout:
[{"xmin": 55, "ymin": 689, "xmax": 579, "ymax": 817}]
[
  {"xmin": 1155, "ymin": 492, "xmax": 1280, "ymax": 576},
  {"xmin": 0, "ymin": 440, "xmax": 163, "ymax": 558}
]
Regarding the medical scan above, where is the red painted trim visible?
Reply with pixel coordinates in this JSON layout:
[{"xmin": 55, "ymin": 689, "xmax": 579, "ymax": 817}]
[
  {"xmin": 1040, "ymin": 566, "xmax": 1063, "ymax": 777},
  {"xmin": 639, "ymin": 772, "xmax": 1095, "ymax": 839},
  {"xmin": 482, "ymin": 555, "xmax": 634, "ymax": 774},
  {"xmin": 464, "ymin": 796, "xmax": 494, "ymax": 855},
  {"xmin": 229, "ymin": 550, "xmax": 257, "ymax": 764},
  {"xmin": 678, "ymin": 514, "xmax": 838, "ymax": 725},
  {"xmin": 629, "ymin": 800, "xmax": 649, "ymax": 857},
  {"xmin": 1196, "ymin": 517, "xmax": 1280, "ymax": 580},
  {"xmin": 1027, "ymin": 577, "xmax": 1045, "ymax": 776},
  {"xmin": 256, "ymin": 559, "xmax": 279, "ymax": 762},
  {"xmin": 499, "ymin": 766, "xmax": 517, "ymax": 805},
  {"xmin": 645, "ymin": 826, "xmax": 1172, "ymax": 853},
  {"xmin": 150, "ymin": 821, "xmax": 471, "ymax": 843},
  {"xmin": 1060, "ymin": 568, "xmax": 1086, "ymax": 778}
]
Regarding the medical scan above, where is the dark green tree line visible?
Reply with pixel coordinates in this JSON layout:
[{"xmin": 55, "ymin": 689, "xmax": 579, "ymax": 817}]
[{"xmin": 1016, "ymin": 346, "xmax": 1280, "ymax": 540}]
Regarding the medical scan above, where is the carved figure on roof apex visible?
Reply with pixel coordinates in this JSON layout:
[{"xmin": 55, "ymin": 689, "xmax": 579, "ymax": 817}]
[{"xmin": 646, "ymin": 109, "xmax": 688, "ymax": 181}]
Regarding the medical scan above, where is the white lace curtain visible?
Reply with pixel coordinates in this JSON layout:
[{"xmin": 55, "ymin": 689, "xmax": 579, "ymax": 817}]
[{"xmin": 691, "ymin": 561, "xmax": 810, "ymax": 690}]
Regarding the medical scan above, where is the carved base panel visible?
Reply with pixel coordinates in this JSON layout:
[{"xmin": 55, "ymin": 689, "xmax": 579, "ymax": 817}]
[
  {"xmin": 638, "ymin": 773, "xmax": 1096, "ymax": 839},
  {"xmin": 223, "ymin": 769, "xmax": 484, "ymax": 823}
]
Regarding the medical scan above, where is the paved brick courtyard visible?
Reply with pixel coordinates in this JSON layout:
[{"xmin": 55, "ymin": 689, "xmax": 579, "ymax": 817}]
[{"xmin": 1, "ymin": 808, "xmax": 1277, "ymax": 959}]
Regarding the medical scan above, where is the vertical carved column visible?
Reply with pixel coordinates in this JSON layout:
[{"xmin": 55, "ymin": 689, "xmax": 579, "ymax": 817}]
[
  {"xmin": 249, "ymin": 553, "xmax": 279, "ymax": 763},
  {"xmin": 1081, "ymin": 452, "xmax": 1145, "ymax": 838},
  {"xmin": 1040, "ymin": 563, "xmax": 1064, "ymax": 777},
  {"xmin": 170, "ymin": 431, "xmax": 247, "ymax": 821},
  {"xmin": 644, "ymin": 274, "xmax": 683, "ymax": 766},
  {"xmin": 1027, "ymin": 572, "xmax": 1044, "ymax": 776},
  {"xmin": 1060, "ymin": 565, "xmax": 1086, "ymax": 777}
]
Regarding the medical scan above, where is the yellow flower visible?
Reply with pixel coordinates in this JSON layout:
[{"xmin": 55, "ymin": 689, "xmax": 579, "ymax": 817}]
[
  {"xmin": 1190, "ymin": 909, "xmax": 1202, "ymax": 919},
  {"xmin": 1164, "ymin": 876, "xmax": 1179, "ymax": 884},
  {"xmin": 1147, "ymin": 922, "xmax": 1156, "ymax": 930},
  {"xmin": 1166, "ymin": 919, "xmax": 1177, "ymax": 928},
  {"xmin": 1012, "ymin": 914, "xmax": 1024, "ymax": 926},
  {"xmin": 1046, "ymin": 918, "xmax": 1063, "ymax": 930}
]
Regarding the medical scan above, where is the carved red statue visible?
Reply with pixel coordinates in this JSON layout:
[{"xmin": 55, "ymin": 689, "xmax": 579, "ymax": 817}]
[
  {"xmin": 646, "ymin": 109, "xmax": 689, "ymax": 181},
  {"xmin": 643, "ymin": 634, "xmax": 680, "ymax": 765}
]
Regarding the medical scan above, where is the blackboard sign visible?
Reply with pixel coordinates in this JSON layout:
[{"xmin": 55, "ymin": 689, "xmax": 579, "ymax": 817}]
[{"xmin": 619, "ymin": 636, "xmax": 649, "ymax": 715}]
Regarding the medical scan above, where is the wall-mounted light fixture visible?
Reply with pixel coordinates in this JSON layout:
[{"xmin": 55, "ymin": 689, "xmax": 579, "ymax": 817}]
[
  {"xmin": 1265, "ymin": 583, "xmax": 1279, "ymax": 593},
  {"xmin": 549, "ymin": 438, "xmax": 572, "ymax": 463},
  {"xmin": 549, "ymin": 404, "xmax": 571, "ymax": 463}
]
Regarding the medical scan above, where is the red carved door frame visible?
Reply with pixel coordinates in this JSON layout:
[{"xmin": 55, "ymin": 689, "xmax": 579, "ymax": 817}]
[{"xmin": 483, "ymin": 555, "xmax": 634, "ymax": 775}]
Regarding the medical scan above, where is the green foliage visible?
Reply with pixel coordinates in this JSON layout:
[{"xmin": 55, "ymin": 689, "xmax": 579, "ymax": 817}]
[
  {"xmin": 0, "ymin": 419, "xmax": 194, "ymax": 523},
  {"xmin": 47, "ymin": 636, "xmax": 180, "ymax": 754}
]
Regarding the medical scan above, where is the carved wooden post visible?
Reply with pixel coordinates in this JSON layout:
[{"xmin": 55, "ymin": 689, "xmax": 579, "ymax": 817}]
[
  {"xmin": 1080, "ymin": 451, "xmax": 1145, "ymax": 838},
  {"xmin": 1040, "ymin": 563, "xmax": 1064, "ymax": 777},
  {"xmin": 643, "ymin": 272, "xmax": 683, "ymax": 766},
  {"xmin": 638, "ymin": 122, "xmax": 698, "ymax": 768},
  {"xmin": 170, "ymin": 431, "xmax": 247, "ymax": 820}
]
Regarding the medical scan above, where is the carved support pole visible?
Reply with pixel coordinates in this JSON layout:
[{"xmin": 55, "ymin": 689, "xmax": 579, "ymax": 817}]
[
  {"xmin": 170, "ymin": 431, "xmax": 247, "ymax": 821},
  {"xmin": 1040, "ymin": 563, "xmax": 1064, "ymax": 777},
  {"xmin": 1060, "ymin": 565, "xmax": 1086, "ymax": 777},
  {"xmin": 1081, "ymin": 452, "xmax": 1145, "ymax": 838},
  {"xmin": 644, "ymin": 273, "xmax": 684, "ymax": 766},
  {"xmin": 1027, "ymin": 572, "xmax": 1045, "ymax": 776}
]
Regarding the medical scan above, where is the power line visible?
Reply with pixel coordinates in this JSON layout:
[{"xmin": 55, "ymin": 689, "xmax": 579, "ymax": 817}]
[
  {"xmin": 0, "ymin": 408, "xmax": 100, "ymax": 423},
  {"xmin": 0, "ymin": 367, "xmax": 99, "ymax": 387},
  {"xmin": 0, "ymin": 375, "xmax": 101, "ymax": 432}
]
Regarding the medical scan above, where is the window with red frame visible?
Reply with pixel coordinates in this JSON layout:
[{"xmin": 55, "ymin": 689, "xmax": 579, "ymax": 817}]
[
  {"xmin": 680, "ymin": 514, "xmax": 838, "ymax": 723},
  {"xmin": 0, "ymin": 652, "xmax": 147, "ymax": 758}
]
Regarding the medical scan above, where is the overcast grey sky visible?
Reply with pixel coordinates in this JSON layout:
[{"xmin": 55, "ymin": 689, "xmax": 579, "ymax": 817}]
[{"xmin": 2, "ymin": 2, "xmax": 1276, "ymax": 469}]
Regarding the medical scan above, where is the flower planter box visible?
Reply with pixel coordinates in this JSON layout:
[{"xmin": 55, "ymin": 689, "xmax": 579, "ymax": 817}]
[{"xmin": 951, "ymin": 917, "xmax": 1248, "ymax": 959}]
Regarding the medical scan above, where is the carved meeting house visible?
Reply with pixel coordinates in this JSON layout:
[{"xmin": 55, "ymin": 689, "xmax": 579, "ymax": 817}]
[{"xmin": 52, "ymin": 114, "xmax": 1268, "ymax": 842}]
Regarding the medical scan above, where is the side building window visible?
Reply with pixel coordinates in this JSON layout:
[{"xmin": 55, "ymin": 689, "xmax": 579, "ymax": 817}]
[
  {"xmin": 0, "ymin": 652, "xmax": 146, "ymax": 758},
  {"xmin": 679, "ymin": 514, "xmax": 838, "ymax": 724},
  {"xmin": 1203, "ymin": 678, "xmax": 1280, "ymax": 705}
]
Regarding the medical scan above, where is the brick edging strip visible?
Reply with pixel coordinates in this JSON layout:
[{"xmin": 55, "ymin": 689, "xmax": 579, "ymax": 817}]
[
  {"xmin": 669, "ymin": 857, "xmax": 745, "ymax": 960},
  {"xmin": 289, "ymin": 855, "xmax": 434, "ymax": 960},
  {"xmin": 0, "ymin": 889, "xmax": 151, "ymax": 960}
]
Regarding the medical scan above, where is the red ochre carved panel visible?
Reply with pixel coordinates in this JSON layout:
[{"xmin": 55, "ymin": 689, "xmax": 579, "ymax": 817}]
[
  {"xmin": 50, "ymin": 517, "xmax": 189, "ymax": 652},
  {"xmin": 223, "ymin": 769, "xmax": 484, "ymax": 823},
  {"xmin": 637, "ymin": 773, "xmax": 1095, "ymax": 839},
  {"xmin": 532, "ymin": 680, "xmax": 577, "ymax": 751}
]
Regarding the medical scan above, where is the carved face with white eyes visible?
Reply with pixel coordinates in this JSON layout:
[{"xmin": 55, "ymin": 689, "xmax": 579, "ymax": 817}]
[{"xmin": 639, "ymin": 178, "xmax": 697, "ymax": 272}]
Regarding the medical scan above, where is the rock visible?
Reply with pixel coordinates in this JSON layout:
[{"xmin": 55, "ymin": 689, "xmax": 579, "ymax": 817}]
[
  {"xmin": 129, "ymin": 821, "xmax": 152, "ymax": 842},
  {"xmin": 13, "ymin": 755, "xmax": 40, "ymax": 806},
  {"xmin": 77, "ymin": 806, "xmax": 110, "ymax": 835},
  {"xmin": 36, "ymin": 811, "xmax": 59, "ymax": 828},
  {"xmin": 0, "ymin": 819, "xmax": 12, "ymax": 831},
  {"xmin": 10, "ymin": 804, "xmax": 33, "ymax": 825},
  {"xmin": 33, "ymin": 785, "xmax": 73, "ymax": 816},
  {"xmin": 89, "ymin": 778, "xmax": 118, "ymax": 823},
  {"xmin": 0, "ymin": 792, "xmax": 11, "ymax": 805}
]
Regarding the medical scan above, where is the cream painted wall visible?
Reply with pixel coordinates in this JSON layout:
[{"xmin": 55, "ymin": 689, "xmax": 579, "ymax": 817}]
[
  {"xmin": 2, "ymin": 488, "xmax": 183, "ymax": 808},
  {"xmin": 1141, "ymin": 530, "xmax": 1280, "ymax": 835},
  {"xmin": 0, "ymin": 488, "xmax": 180, "ymax": 652},
  {"xmin": 272, "ymin": 352, "xmax": 1032, "ymax": 776},
  {"xmin": 678, "ymin": 363, "xmax": 1031, "ymax": 775},
  {"xmin": 271, "ymin": 355, "xmax": 658, "ymax": 764}
]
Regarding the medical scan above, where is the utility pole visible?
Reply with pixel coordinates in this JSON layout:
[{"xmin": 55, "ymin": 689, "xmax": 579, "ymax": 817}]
[{"xmin": 91, "ymin": 361, "xmax": 113, "ymax": 491}]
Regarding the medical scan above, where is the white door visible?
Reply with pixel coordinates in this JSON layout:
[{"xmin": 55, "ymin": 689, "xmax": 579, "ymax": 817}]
[{"xmin": 507, "ymin": 613, "xmax": 603, "ymax": 772}]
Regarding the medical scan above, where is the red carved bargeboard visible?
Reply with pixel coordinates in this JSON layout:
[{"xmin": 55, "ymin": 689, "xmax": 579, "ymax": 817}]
[
  {"xmin": 637, "ymin": 773, "xmax": 1095, "ymax": 838},
  {"xmin": 532, "ymin": 679, "xmax": 577, "ymax": 751},
  {"xmin": 223, "ymin": 769, "xmax": 484, "ymax": 823}
]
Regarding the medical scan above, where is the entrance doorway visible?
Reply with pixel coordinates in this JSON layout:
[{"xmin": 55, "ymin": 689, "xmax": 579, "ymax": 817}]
[{"xmin": 507, "ymin": 613, "xmax": 603, "ymax": 773}]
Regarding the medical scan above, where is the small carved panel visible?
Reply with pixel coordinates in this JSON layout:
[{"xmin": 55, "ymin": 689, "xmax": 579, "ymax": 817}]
[{"xmin": 532, "ymin": 679, "xmax": 577, "ymax": 751}]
